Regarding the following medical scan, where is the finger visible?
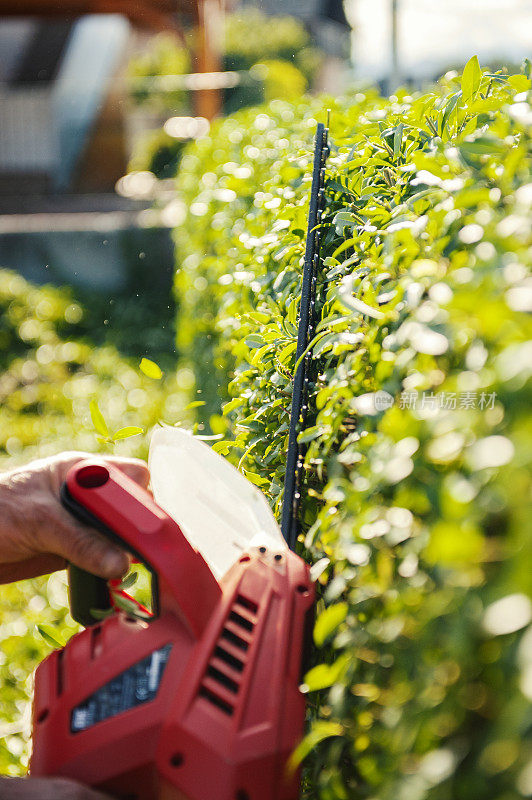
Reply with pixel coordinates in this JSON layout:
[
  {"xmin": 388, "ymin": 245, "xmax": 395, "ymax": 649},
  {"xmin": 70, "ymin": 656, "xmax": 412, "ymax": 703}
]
[
  {"xmin": 54, "ymin": 515, "xmax": 131, "ymax": 579},
  {"xmin": 48, "ymin": 453, "xmax": 150, "ymax": 492},
  {"xmin": 0, "ymin": 554, "xmax": 66, "ymax": 584}
]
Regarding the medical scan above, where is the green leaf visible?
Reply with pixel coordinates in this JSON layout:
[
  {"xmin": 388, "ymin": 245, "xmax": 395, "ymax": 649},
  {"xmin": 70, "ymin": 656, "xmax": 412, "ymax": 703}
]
[
  {"xmin": 118, "ymin": 571, "xmax": 138, "ymax": 590},
  {"xmin": 278, "ymin": 341, "xmax": 297, "ymax": 365},
  {"xmin": 312, "ymin": 331, "xmax": 341, "ymax": 357},
  {"xmin": 425, "ymin": 521, "xmax": 483, "ymax": 566},
  {"xmin": 37, "ymin": 625, "xmax": 66, "ymax": 649},
  {"xmin": 314, "ymin": 602, "xmax": 348, "ymax": 646},
  {"xmin": 139, "ymin": 357, "xmax": 163, "ymax": 380},
  {"xmin": 89, "ymin": 607, "xmax": 114, "ymax": 621},
  {"xmin": 331, "ymin": 237, "xmax": 357, "ymax": 260},
  {"xmin": 287, "ymin": 296, "xmax": 299, "ymax": 326},
  {"xmin": 245, "ymin": 334, "xmax": 266, "ymax": 349},
  {"xmin": 303, "ymin": 653, "xmax": 350, "ymax": 692},
  {"xmin": 337, "ymin": 292, "xmax": 384, "ymax": 320},
  {"xmin": 288, "ymin": 721, "xmax": 344, "ymax": 770},
  {"xmin": 333, "ymin": 211, "xmax": 357, "ymax": 235},
  {"xmin": 222, "ymin": 397, "xmax": 244, "ymax": 415},
  {"xmin": 440, "ymin": 92, "xmax": 460, "ymax": 135},
  {"xmin": 393, "ymin": 123, "xmax": 404, "ymax": 160},
  {"xmin": 508, "ymin": 74, "xmax": 531, "ymax": 92},
  {"xmin": 461, "ymin": 55, "xmax": 482, "ymax": 104},
  {"xmin": 298, "ymin": 425, "xmax": 325, "ymax": 444},
  {"xmin": 459, "ymin": 136, "xmax": 506, "ymax": 155},
  {"xmin": 113, "ymin": 426, "xmax": 144, "ymax": 440},
  {"xmin": 184, "ymin": 400, "xmax": 206, "ymax": 410},
  {"xmin": 89, "ymin": 398, "xmax": 109, "ymax": 438},
  {"xmin": 112, "ymin": 594, "xmax": 151, "ymax": 619}
]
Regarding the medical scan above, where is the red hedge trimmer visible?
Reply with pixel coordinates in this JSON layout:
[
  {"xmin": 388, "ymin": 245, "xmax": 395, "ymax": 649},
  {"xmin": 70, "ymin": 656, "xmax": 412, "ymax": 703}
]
[{"xmin": 30, "ymin": 123, "xmax": 329, "ymax": 800}]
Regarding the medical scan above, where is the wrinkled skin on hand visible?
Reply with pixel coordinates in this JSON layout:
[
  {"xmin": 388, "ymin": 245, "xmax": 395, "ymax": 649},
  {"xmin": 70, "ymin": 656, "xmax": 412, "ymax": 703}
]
[
  {"xmin": 0, "ymin": 452, "xmax": 149, "ymax": 584},
  {"xmin": 0, "ymin": 776, "xmax": 114, "ymax": 799}
]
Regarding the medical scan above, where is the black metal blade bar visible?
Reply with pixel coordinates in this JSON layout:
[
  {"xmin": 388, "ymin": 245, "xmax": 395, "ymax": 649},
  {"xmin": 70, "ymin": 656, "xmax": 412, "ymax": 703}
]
[{"xmin": 281, "ymin": 122, "xmax": 329, "ymax": 550}]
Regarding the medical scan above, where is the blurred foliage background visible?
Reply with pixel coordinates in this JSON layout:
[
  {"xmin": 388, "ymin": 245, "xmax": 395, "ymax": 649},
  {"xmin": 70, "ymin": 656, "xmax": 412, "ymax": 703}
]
[
  {"xmin": 128, "ymin": 7, "xmax": 322, "ymax": 179},
  {"xmin": 1, "ymin": 54, "xmax": 531, "ymax": 800}
]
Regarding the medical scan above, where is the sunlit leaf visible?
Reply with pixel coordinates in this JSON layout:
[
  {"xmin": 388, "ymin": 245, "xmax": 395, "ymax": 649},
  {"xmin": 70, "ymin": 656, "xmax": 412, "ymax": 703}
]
[
  {"xmin": 288, "ymin": 721, "xmax": 344, "ymax": 770},
  {"xmin": 139, "ymin": 357, "xmax": 163, "ymax": 380},
  {"xmin": 118, "ymin": 571, "xmax": 138, "ymax": 590},
  {"xmin": 90, "ymin": 398, "xmax": 109, "ymax": 438},
  {"xmin": 89, "ymin": 607, "xmax": 114, "ymax": 621},
  {"xmin": 245, "ymin": 334, "xmax": 266, "ymax": 349},
  {"xmin": 113, "ymin": 426, "xmax": 144, "ymax": 440},
  {"xmin": 461, "ymin": 55, "xmax": 482, "ymax": 104},
  {"xmin": 393, "ymin": 123, "xmax": 404, "ymax": 159},
  {"xmin": 314, "ymin": 602, "xmax": 348, "ymax": 647},
  {"xmin": 37, "ymin": 625, "xmax": 66, "ymax": 649},
  {"xmin": 303, "ymin": 653, "xmax": 350, "ymax": 692}
]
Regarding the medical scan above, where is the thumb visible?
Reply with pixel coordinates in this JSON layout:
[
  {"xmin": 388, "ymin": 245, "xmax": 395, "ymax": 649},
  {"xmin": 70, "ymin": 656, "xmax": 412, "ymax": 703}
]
[
  {"xmin": 103, "ymin": 456, "xmax": 150, "ymax": 491},
  {"xmin": 49, "ymin": 453, "xmax": 150, "ymax": 494},
  {"xmin": 50, "ymin": 455, "xmax": 150, "ymax": 578}
]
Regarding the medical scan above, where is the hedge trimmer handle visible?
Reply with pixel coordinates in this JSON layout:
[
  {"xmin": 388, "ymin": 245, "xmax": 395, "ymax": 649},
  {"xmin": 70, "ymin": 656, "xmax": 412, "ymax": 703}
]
[
  {"xmin": 66, "ymin": 562, "xmax": 111, "ymax": 628},
  {"xmin": 65, "ymin": 560, "xmax": 151, "ymax": 629},
  {"xmin": 61, "ymin": 460, "xmax": 221, "ymax": 636}
]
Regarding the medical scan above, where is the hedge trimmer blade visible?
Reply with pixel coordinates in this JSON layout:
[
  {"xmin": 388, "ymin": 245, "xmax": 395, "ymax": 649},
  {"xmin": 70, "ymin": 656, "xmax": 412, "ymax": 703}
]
[
  {"xmin": 281, "ymin": 121, "xmax": 329, "ymax": 549},
  {"xmin": 149, "ymin": 426, "xmax": 288, "ymax": 579}
]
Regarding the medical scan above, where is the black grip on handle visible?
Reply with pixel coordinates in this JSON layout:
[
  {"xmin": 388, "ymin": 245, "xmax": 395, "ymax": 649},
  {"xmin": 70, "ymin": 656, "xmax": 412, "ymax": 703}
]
[
  {"xmin": 67, "ymin": 564, "xmax": 111, "ymax": 627},
  {"xmin": 61, "ymin": 483, "xmax": 113, "ymax": 626}
]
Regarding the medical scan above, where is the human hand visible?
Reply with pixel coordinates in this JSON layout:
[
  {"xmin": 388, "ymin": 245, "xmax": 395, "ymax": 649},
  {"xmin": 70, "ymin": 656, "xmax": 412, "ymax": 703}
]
[
  {"xmin": 0, "ymin": 452, "xmax": 149, "ymax": 584},
  {"xmin": 0, "ymin": 776, "xmax": 114, "ymax": 799}
]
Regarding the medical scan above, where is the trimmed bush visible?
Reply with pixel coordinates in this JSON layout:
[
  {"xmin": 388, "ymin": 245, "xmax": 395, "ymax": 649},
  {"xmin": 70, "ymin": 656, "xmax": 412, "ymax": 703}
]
[{"xmin": 173, "ymin": 64, "xmax": 532, "ymax": 799}]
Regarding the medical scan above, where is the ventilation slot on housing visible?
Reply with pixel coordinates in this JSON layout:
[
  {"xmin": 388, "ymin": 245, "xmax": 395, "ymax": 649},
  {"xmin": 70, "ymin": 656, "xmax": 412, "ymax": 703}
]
[
  {"xmin": 56, "ymin": 648, "xmax": 64, "ymax": 697},
  {"xmin": 199, "ymin": 686, "xmax": 234, "ymax": 716},
  {"xmin": 235, "ymin": 594, "xmax": 258, "ymax": 614},
  {"xmin": 198, "ymin": 594, "xmax": 259, "ymax": 717},
  {"xmin": 207, "ymin": 665, "xmax": 239, "ymax": 694},
  {"xmin": 229, "ymin": 610, "xmax": 253, "ymax": 632},
  {"xmin": 221, "ymin": 628, "xmax": 248, "ymax": 652},
  {"xmin": 214, "ymin": 645, "xmax": 244, "ymax": 672}
]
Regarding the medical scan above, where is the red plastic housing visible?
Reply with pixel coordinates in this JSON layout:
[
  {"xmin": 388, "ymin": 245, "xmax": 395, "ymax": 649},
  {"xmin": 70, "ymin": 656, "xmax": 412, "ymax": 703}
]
[{"xmin": 30, "ymin": 460, "xmax": 315, "ymax": 800}]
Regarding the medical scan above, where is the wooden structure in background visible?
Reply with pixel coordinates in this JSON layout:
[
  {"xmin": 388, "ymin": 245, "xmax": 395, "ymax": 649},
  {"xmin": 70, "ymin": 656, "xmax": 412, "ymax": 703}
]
[{"xmin": 0, "ymin": 0, "xmax": 224, "ymax": 119}]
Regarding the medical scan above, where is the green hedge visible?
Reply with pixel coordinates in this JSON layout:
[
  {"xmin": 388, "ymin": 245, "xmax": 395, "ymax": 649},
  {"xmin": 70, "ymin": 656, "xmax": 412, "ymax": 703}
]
[
  {"xmin": 174, "ymin": 63, "xmax": 532, "ymax": 799},
  {"xmin": 0, "ymin": 270, "xmax": 189, "ymax": 774}
]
